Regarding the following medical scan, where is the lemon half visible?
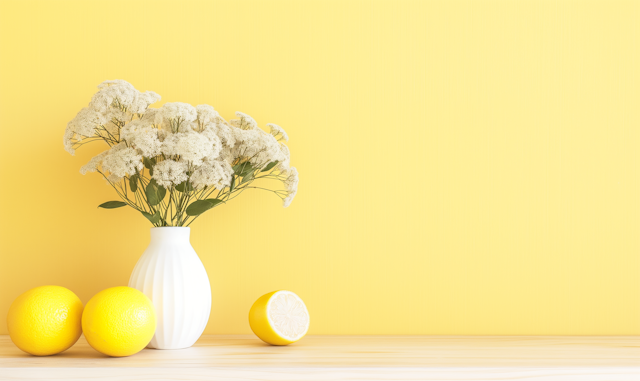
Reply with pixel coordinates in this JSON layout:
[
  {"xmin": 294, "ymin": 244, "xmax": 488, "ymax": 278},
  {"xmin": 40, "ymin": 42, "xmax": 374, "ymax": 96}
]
[
  {"xmin": 249, "ymin": 290, "xmax": 310, "ymax": 345},
  {"xmin": 82, "ymin": 286, "xmax": 156, "ymax": 357},
  {"xmin": 7, "ymin": 285, "xmax": 84, "ymax": 356}
]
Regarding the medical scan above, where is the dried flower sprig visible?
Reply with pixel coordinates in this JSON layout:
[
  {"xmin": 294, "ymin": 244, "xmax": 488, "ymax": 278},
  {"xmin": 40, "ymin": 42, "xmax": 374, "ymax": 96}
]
[{"xmin": 64, "ymin": 80, "xmax": 298, "ymax": 226}]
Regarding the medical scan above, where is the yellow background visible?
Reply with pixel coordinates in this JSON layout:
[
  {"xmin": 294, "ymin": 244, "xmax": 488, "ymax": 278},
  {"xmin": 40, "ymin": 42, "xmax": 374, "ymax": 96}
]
[{"xmin": 1, "ymin": 0, "xmax": 640, "ymax": 335}]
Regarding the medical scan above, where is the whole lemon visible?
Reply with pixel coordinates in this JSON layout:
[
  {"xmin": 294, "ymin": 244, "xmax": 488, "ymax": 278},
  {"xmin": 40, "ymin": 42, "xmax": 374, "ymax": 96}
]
[
  {"xmin": 249, "ymin": 290, "xmax": 310, "ymax": 345},
  {"xmin": 82, "ymin": 286, "xmax": 156, "ymax": 357},
  {"xmin": 7, "ymin": 285, "xmax": 83, "ymax": 356}
]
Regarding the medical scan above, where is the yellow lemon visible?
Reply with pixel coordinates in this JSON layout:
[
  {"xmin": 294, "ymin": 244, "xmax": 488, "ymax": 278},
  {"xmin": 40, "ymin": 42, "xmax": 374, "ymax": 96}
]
[
  {"xmin": 7, "ymin": 285, "xmax": 83, "ymax": 356},
  {"xmin": 82, "ymin": 286, "xmax": 156, "ymax": 357},
  {"xmin": 249, "ymin": 290, "xmax": 310, "ymax": 345}
]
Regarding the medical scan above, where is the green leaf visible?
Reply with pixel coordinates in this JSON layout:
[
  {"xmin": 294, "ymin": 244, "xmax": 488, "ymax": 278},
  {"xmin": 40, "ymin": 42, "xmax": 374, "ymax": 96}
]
[
  {"xmin": 144, "ymin": 158, "xmax": 156, "ymax": 176},
  {"xmin": 240, "ymin": 171, "xmax": 254, "ymax": 184},
  {"xmin": 98, "ymin": 201, "xmax": 127, "ymax": 209},
  {"xmin": 145, "ymin": 182, "xmax": 156, "ymax": 204},
  {"xmin": 186, "ymin": 200, "xmax": 215, "ymax": 216},
  {"xmin": 175, "ymin": 181, "xmax": 193, "ymax": 192},
  {"xmin": 206, "ymin": 198, "xmax": 224, "ymax": 207},
  {"xmin": 261, "ymin": 161, "xmax": 278, "ymax": 172},
  {"xmin": 157, "ymin": 185, "xmax": 166, "ymax": 201},
  {"xmin": 141, "ymin": 210, "xmax": 161, "ymax": 223},
  {"xmin": 241, "ymin": 163, "xmax": 254, "ymax": 175},
  {"xmin": 145, "ymin": 180, "xmax": 166, "ymax": 206},
  {"xmin": 129, "ymin": 175, "xmax": 138, "ymax": 193},
  {"xmin": 143, "ymin": 157, "xmax": 155, "ymax": 169},
  {"xmin": 233, "ymin": 162, "xmax": 253, "ymax": 176},
  {"xmin": 229, "ymin": 176, "xmax": 235, "ymax": 192}
]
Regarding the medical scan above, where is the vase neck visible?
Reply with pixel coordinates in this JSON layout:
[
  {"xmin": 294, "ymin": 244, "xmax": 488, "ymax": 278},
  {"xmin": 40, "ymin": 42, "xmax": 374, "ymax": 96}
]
[{"xmin": 150, "ymin": 227, "xmax": 191, "ymax": 244}]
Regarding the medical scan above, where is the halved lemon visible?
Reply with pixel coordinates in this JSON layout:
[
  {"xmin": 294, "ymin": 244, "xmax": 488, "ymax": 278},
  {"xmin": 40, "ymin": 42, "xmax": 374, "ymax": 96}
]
[{"xmin": 248, "ymin": 290, "xmax": 310, "ymax": 345}]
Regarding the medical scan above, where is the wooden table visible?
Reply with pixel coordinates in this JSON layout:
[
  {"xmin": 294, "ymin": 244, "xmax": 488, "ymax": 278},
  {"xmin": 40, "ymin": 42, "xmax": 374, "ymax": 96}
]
[{"xmin": 2, "ymin": 335, "xmax": 640, "ymax": 380}]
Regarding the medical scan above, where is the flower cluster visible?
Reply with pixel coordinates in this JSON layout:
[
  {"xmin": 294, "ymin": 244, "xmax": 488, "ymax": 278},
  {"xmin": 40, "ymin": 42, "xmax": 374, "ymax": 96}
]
[{"xmin": 64, "ymin": 80, "xmax": 298, "ymax": 226}]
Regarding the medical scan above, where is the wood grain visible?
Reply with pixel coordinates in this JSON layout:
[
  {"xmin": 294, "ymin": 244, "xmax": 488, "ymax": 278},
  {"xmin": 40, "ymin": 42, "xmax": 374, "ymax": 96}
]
[{"xmin": 2, "ymin": 335, "xmax": 640, "ymax": 380}]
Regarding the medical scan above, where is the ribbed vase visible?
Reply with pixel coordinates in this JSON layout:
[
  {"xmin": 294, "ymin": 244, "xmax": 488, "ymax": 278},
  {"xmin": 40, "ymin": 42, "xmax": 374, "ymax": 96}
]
[{"xmin": 128, "ymin": 227, "xmax": 211, "ymax": 349}]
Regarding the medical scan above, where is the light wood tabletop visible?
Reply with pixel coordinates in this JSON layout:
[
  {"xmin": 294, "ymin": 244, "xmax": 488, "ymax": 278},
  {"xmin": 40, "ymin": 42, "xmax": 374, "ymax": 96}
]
[{"xmin": 2, "ymin": 335, "xmax": 640, "ymax": 380}]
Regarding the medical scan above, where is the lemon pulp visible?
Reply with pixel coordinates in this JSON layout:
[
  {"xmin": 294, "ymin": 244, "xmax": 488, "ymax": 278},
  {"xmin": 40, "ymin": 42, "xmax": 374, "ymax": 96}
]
[{"xmin": 249, "ymin": 290, "xmax": 309, "ymax": 345}]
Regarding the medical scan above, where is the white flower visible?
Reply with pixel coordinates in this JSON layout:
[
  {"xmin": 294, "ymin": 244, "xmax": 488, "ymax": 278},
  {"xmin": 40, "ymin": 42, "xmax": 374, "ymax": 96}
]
[
  {"xmin": 202, "ymin": 122, "xmax": 236, "ymax": 148},
  {"xmin": 276, "ymin": 143, "xmax": 291, "ymax": 171},
  {"xmin": 153, "ymin": 159, "xmax": 189, "ymax": 188},
  {"xmin": 282, "ymin": 167, "xmax": 298, "ymax": 207},
  {"xmin": 63, "ymin": 127, "xmax": 75, "ymax": 154},
  {"xmin": 267, "ymin": 123, "xmax": 288, "ymax": 142},
  {"xmin": 90, "ymin": 80, "xmax": 138, "ymax": 113},
  {"xmin": 196, "ymin": 105, "xmax": 219, "ymax": 128},
  {"xmin": 80, "ymin": 149, "xmax": 109, "ymax": 175},
  {"xmin": 63, "ymin": 107, "xmax": 108, "ymax": 155},
  {"xmin": 121, "ymin": 120, "xmax": 162, "ymax": 157},
  {"xmin": 154, "ymin": 102, "xmax": 198, "ymax": 132},
  {"xmin": 100, "ymin": 143, "xmax": 143, "ymax": 180},
  {"xmin": 283, "ymin": 191, "xmax": 296, "ymax": 208},
  {"xmin": 68, "ymin": 107, "xmax": 107, "ymax": 137},
  {"xmin": 141, "ymin": 108, "xmax": 159, "ymax": 123},
  {"xmin": 129, "ymin": 91, "xmax": 161, "ymax": 114},
  {"xmin": 217, "ymin": 145, "xmax": 235, "ymax": 165},
  {"xmin": 234, "ymin": 129, "xmax": 282, "ymax": 167},
  {"xmin": 230, "ymin": 111, "xmax": 258, "ymax": 130},
  {"xmin": 105, "ymin": 107, "xmax": 130, "ymax": 124},
  {"xmin": 190, "ymin": 159, "xmax": 233, "ymax": 190},
  {"xmin": 107, "ymin": 173, "xmax": 123, "ymax": 183},
  {"xmin": 141, "ymin": 108, "xmax": 172, "ymax": 140},
  {"xmin": 162, "ymin": 131, "xmax": 219, "ymax": 166},
  {"xmin": 133, "ymin": 130, "xmax": 161, "ymax": 157},
  {"xmin": 120, "ymin": 120, "xmax": 142, "ymax": 142},
  {"xmin": 102, "ymin": 119, "xmax": 121, "ymax": 138}
]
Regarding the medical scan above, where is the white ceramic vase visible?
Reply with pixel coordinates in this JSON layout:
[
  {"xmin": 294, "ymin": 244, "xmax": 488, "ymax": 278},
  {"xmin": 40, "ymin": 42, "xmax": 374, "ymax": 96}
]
[{"xmin": 128, "ymin": 227, "xmax": 211, "ymax": 349}]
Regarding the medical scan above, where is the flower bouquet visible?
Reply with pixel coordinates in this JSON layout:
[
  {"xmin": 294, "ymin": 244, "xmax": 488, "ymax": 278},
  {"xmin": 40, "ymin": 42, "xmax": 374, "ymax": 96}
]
[
  {"xmin": 63, "ymin": 80, "xmax": 298, "ymax": 349},
  {"xmin": 64, "ymin": 80, "xmax": 298, "ymax": 226}
]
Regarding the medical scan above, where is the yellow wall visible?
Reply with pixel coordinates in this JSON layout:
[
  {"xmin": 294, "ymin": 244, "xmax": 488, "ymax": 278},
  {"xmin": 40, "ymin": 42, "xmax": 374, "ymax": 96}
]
[{"xmin": 1, "ymin": 0, "xmax": 640, "ymax": 335}]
